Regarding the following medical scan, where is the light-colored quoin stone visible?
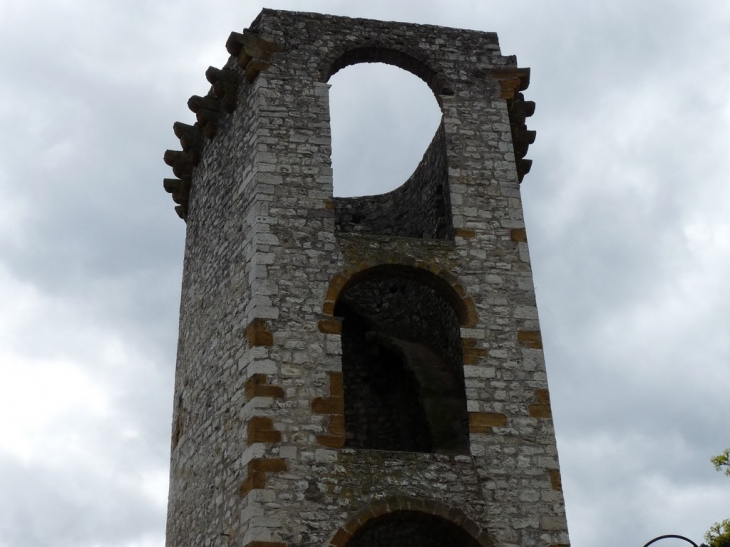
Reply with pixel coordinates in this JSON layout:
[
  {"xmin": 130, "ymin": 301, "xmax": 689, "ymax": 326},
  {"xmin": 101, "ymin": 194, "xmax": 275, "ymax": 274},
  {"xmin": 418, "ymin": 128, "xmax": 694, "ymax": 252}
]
[{"xmin": 163, "ymin": 9, "xmax": 570, "ymax": 547}]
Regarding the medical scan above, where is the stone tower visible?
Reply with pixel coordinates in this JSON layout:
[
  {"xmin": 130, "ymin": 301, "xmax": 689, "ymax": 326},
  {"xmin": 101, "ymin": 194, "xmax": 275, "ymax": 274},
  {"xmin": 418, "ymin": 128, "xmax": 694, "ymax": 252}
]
[{"xmin": 162, "ymin": 9, "xmax": 570, "ymax": 547}]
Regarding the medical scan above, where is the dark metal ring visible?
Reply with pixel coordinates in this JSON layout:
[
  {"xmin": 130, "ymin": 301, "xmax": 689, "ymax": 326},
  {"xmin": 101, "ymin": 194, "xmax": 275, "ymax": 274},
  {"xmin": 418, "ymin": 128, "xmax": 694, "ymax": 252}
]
[{"xmin": 643, "ymin": 534, "xmax": 702, "ymax": 547}]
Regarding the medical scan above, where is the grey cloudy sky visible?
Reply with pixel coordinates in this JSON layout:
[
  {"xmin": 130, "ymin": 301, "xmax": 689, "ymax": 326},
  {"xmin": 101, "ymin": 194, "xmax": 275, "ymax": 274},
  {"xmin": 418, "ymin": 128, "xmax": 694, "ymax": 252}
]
[{"xmin": 0, "ymin": 1, "xmax": 728, "ymax": 547}]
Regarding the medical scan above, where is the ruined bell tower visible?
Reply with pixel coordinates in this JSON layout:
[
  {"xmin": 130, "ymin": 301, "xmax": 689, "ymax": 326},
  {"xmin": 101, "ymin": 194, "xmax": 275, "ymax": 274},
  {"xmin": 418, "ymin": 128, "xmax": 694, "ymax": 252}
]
[{"xmin": 162, "ymin": 9, "xmax": 570, "ymax": 547}]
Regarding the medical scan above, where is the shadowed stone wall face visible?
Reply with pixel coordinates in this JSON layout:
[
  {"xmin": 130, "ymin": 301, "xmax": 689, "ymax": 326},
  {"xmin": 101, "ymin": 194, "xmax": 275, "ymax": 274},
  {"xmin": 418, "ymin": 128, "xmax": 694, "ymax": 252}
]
[
  {"xmin": 163, "ymin": 9, "xmax": 569, "ymax": 547},
  {"xmin": 335, "ymin": 272, "xmax": 468, "ymax": 453}
]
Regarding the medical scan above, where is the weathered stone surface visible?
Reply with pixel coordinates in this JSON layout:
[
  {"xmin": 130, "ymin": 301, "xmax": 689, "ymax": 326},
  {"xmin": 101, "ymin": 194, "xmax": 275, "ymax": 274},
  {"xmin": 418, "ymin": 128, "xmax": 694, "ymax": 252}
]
[
  {"xmin": 164, "ymin": 9, "xmax": 568, "ymax": 547},
  {"xmin": 247, "ymin": 416, "xmax": 282, "ymax": 444},
  {"xmin": 517, "ymin": 330, "xmax": 543, "ymax": 349},
  {"xmin": 245, "ymin": 374, "xmax": 285, "ymax": 401},
  {"xmin": 469, "ymin": 412, "xmax": 509, "ymax": 434},
  {"xmin": 245, "ymin": 318, "xmax": 274, "ymax": 347},
  {"xmin": 549, "ymin": 469, "xmax": 563, "ymax": 492}
]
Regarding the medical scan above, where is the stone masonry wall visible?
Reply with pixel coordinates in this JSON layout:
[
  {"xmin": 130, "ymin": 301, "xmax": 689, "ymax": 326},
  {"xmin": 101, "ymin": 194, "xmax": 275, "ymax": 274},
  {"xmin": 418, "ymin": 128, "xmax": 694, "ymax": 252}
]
[
  {"xmin": 166, "ymin": 59, "xmax": 261, "ymax": 542},
  {"xmin": 165, "ymin": 9, "xmax": 569, "ymax": 547}
]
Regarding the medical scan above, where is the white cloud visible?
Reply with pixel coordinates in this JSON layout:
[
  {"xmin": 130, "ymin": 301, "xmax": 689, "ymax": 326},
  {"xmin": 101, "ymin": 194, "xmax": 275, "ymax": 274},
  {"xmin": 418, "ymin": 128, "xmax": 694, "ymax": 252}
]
[{"xmin": 1, "ymin": 1, "xmax": 729, "ymax": 546}]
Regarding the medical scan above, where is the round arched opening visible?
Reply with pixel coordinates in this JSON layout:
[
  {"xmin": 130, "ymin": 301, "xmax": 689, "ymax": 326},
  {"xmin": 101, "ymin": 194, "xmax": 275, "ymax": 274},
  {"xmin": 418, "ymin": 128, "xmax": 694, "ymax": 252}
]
[
  {"xmin": 334, "ymin": 265, "xmax": 469, "ymax": 453},
  {"xmin": 329, "ymin": 62, "xmax": 442, "ymax": 197},
  {"xmin": 328, "ymin": 60, "xmax": 452, "ymax": 240},
  {"xmin": 345, "ymin": 510, "xmax": 483, "ymax": 547}
]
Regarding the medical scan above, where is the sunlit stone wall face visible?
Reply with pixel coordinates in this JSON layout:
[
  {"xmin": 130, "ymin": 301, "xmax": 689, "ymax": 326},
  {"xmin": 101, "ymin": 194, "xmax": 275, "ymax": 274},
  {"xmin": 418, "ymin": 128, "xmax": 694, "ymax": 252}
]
[{"xmin": 163, "ymin": 9, "xmax": 568, "ymax": 547}]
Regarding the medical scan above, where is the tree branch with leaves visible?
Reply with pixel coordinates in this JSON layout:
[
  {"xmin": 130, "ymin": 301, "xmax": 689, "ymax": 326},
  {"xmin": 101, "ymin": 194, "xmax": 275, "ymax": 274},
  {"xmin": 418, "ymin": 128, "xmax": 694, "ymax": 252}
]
[{"xmin": 705, "ymin": 449, "xmax": 730, "ymax": 547}]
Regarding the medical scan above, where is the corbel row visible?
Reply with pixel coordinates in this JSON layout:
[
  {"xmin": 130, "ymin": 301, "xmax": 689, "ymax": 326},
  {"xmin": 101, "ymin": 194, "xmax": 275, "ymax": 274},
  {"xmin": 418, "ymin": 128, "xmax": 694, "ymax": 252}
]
[
  {"xmin": 163, "ymin": 30, "xmax": 281, "ymax": 221},
  {"xmin": 225, "ymin": 31, "xmax": 282, "ymax": 82},
  {"xmin": 508, "ymin": 91, "xmax": 536, "ymax": 183},
  {"xmin": 162, "ymin": 122, "xmax": 200, "ymax": 219},
  {"xmin": 488, "ymin": 67, "xmax": 536, "ymax": 183},
  {"xmin": 162, "ymin": 74, "xmax": 234, "ymax": 220}
]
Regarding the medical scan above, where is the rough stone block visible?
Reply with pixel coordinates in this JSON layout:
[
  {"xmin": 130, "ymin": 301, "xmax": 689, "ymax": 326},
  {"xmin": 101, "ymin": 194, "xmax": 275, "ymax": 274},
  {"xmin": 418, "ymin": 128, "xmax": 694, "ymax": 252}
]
[
  {"xmin": 548, "ymin": 469, "xmax": 562, "ymax": 491},
  {"xmin": 245, "ymin": 374, "xmax": 285, "ymax": 402},
  {"xmin": 311, "ymin": 396, "xmax": 344, "ymax": 415},
  {"xmin": 517, "ymin": 330, "xmax": 543, "ymax": 349},
  {"xmin": 317, "ymin": 318, "xmax": 342, "ymax": 334},
  {"xmin": 469, "ymin": 412, "xmax": 508, "ymax": 433},
  {"xmin": 245, "ymin": 318, "xmax": 274, "ymax": 347}
]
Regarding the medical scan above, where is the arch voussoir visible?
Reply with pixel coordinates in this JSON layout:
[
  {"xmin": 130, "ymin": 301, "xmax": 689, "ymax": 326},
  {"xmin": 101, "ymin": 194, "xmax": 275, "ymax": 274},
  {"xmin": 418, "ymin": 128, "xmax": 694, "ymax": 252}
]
[
  {"xmin": 322, "ymin": 260, "xmax": 479, "ymax": 327},
  {"xmin": 328, "ymin": 496, "xmax": 493, "ymax": 547},
  {"xmin": 322, "ymin": 45, "xmax": 454, "ymax": 102}
]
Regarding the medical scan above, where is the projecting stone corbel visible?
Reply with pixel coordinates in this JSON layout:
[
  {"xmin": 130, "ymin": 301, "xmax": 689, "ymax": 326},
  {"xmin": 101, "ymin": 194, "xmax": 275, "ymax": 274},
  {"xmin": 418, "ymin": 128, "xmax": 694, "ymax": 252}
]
[
  {"xmin": 187, "ymin": 94, "xmax": 221, "ymax": 139},
  {"xmin": 510, "ymin": 92, "xmax": 536, "ymax": 183},
  {"xmin": 162, "ymin": 178, "xmax": 190, "ymax": 220},
  {"xmin": 517, "ymin": 159, "xmax": 533, "ymax": 182},
  {"xmin": 173, "ymin": 122, "xmax": 203, "ymax": 160},
  {"xmin": 509, "ymin": 97, "xmax": 536, "ymax": 126},
  {"xmin": 205, "ymin": 66, "xmax": 239, "ymax": 112},
  {"xmin": 162, "ymin": 123, "xmax": 202, "ymax": 221},
  {"xmin": 164, "ymin": 149, "xmax": 197, "ymax": 178},
  {"xmin": 225, "ymin": 30, "xmax": 281, "ymax": 83},
  {"xmin": 513, "ymin": 128, "xmax": 537, "ymax": 161},
  {"xmin": 488, "ymin": 67, "xmax": 531, "ymax": 100},
  {"xmin": 487, "ymin": 68, "xmax": 536, "ymax": 182}
]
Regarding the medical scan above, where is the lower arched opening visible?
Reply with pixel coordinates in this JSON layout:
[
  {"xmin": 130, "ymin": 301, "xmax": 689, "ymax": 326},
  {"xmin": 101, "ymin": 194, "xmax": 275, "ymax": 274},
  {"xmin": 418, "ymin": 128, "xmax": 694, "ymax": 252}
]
[
  {"xmin": 346, "ymin": 511, "xmax": 482, "ymax": 547},
  {"xmin": 335, "ymin": 265, "xmax": 470, "ymax": 454}
]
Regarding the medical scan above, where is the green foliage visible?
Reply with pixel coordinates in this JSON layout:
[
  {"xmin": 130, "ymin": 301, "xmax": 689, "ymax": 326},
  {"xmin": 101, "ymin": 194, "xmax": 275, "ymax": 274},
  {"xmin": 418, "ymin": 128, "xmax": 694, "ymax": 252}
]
[
  {"xmin": 706, "ymin": 450, "xmax": 730, "ymax": 547},
  {"xmin": 711, "ymin": 449, "xmax": 730, "ymax": 477},
  {"xmin": 705, "ymin": 519, "xmax": 730, "ymax": 547}
]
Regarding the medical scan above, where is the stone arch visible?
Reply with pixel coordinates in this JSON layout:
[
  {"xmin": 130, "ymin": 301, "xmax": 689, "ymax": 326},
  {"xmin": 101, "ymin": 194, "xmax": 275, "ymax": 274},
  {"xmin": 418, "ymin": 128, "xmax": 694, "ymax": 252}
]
[
  {"xmin": 324, "ymin": 262, "xmax": 474, "ymax": 453},
  {"xmin": 325, "ymin": 47, "xmax": 453, "ymax": 239},
  {"xmin": 322, "ymin": 259, "xmax": 478, "ymax": 327},
  {"xmin": 322, "ymin": 46, "xmax": 454, "ymax": 105},
  {"xmin": 327, "ymin": 496, "xmax": 494, "ymax": 547}
]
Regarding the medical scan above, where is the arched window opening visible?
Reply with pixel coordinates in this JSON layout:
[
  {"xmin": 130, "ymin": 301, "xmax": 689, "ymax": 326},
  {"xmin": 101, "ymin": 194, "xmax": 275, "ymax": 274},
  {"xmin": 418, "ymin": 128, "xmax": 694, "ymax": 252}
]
[
  {"xmin": 328, "ymin": 62, "xmax": 452, "ymax": 239},
  {"xmin": 346, "ymin": 510, "xmax": 483, "ymax": 547},
  {"xmin": 335, "ymin": 266, "xmax": 469, "ymax": 454}
]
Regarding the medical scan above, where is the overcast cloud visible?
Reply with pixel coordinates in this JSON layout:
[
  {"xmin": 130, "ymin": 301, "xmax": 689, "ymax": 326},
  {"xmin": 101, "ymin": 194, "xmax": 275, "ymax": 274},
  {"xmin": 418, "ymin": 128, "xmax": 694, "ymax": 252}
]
[{"xmin": 0, "ymin": 1, "xmax": 728, "ymax": 547}]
